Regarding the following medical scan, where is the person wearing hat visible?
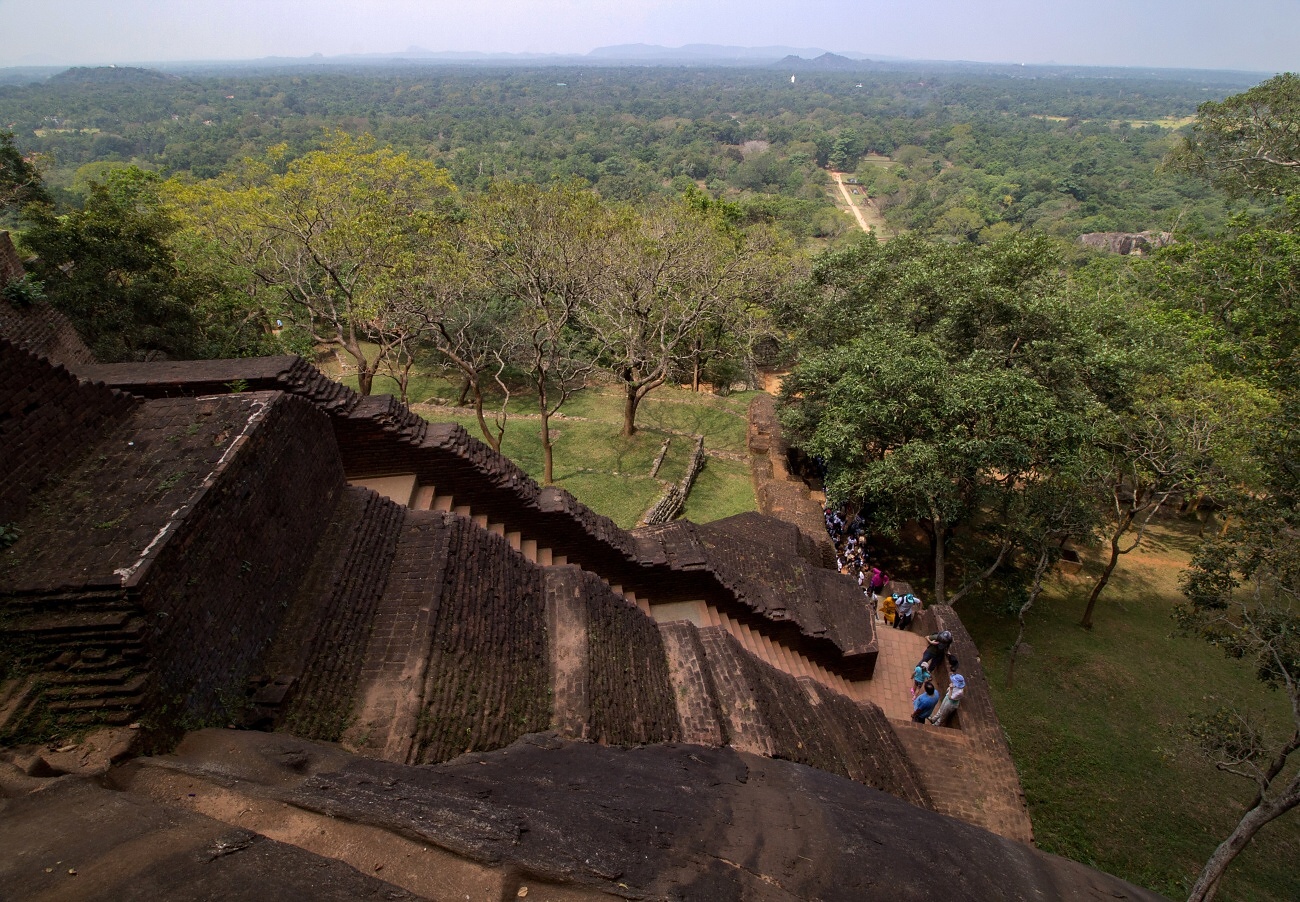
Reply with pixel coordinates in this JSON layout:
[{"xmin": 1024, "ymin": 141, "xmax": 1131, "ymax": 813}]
[
  {"xmin": 919, "ymin": 629, "xmax": 953, "ymax": 668},
  {"xmin": 928, "ymin": 661, "xmax": 966, "ymax": 727}
]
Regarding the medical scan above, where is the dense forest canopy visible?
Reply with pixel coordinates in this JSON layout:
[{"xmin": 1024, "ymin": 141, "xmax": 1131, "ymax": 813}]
[
  {"xmin": 0, "ymin": 63, "xmax": 1266, "ymax": 239},
  {"xmin": 2, "ymin": 57, "xmax": 1299, "ymax": 902}
]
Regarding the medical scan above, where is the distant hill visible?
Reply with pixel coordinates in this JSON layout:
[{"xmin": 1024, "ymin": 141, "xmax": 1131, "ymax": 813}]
[
  {"xmin": 587, "ymin": 44, "xmax": 881, "ymax": 64},
  {"xmin": 48, "ymin": 66, "xmax": 180, "ymax": 85},
  {"xmin": 778, "ymin": 52, "xmax": 872, "ymax": 71}
]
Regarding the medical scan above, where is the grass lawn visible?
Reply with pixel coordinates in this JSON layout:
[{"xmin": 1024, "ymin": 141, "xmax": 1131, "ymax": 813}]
[
  {"xmin": 339, "ymin": 360, "xmax": 758, "ymax": 530},
  {"xmin": 957, "ymin": 519, "xmax": 1300, "ymax": 901}
]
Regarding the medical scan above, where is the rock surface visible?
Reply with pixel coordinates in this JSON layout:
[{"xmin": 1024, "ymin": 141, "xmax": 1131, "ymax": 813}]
[{"xmin": 1, "ymin": 728, "xmax": 1169, "ymax": 901}]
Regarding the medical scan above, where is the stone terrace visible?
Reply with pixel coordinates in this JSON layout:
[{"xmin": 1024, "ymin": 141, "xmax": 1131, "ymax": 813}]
[{"xmin": 3, "ymin": 340, "xmax": 1032, "ymax": 842}]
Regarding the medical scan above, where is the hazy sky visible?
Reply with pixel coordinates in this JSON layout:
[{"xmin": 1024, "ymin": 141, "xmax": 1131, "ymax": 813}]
[{"xmin": 0, "ymin": 0, "xmax": 1295, "ymax": 72}]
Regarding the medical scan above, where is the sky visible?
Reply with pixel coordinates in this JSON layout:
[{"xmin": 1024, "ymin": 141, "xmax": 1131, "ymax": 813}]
[{"xmin": 0, "ymin": 0, "xmax": 1295, "ymax": 73}]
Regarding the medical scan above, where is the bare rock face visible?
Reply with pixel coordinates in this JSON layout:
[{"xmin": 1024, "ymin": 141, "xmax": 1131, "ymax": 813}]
[
  {"xmin": 1077, "ymin": 230, "xmax": 1175, "ymax": 255},
  {"xmin": 0, "ymin": 729, "xmax": 1170, "ymax": 902}
]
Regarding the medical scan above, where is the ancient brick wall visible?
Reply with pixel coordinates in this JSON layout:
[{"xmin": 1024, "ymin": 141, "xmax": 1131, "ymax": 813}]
[
  {"xmin": 408, "ymin": 514, "xmax": 551, "ymax": 764},
  {"xmin": 267, "ymin": 487, "xmax": 406, "ymax": 740},
  {"xmin": 699, "ymin": 626, "xmax": 931, "ymax": 809},
  {"xmin": 0, "ymin": 339, "xmax": 135, "ymax": 524},
  {"xmin": 747, "ymin": 394, "xmax": 835, "ymax": 567},
  {"xmin": 543, "ymin": 571, "xmax": 681, "ymax": 748},
  {"xmin": 80, "ymin": 355, "xmax": 915, "ymax": 689},
  {"xmin": 138, "ymin": 393, "xmax": 345, "ymax": 728}
]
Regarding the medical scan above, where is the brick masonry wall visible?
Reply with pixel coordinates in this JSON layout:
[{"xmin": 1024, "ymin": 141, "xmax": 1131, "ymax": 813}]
[
  {"xmin": 408, "ymin": 514, "xmax": 551, "ymax": 765},
  {"xmin": 137, "ymin": 393, "xmax": 345, "ymax": 730},
  {"xmin": 267, "ymin": 487, "xmax": 406, "ymax": 740},
  {"xmin": 83, "ymin": 356, "xmax": 871, "ymax": 683},
  {"xmin": 699, "ymin": 626, "xmax": 931, "ymax": 809},
  {"xmin": 657, "ymin": 620, "xmax": 727, "ymax": 747},
  {"xmin": 0, "ymin": 339, "xmax": 136, "ymax": 524},
  {"xmin": 580, "ymin": 571, "xmax": 680, "ymax": 746}
]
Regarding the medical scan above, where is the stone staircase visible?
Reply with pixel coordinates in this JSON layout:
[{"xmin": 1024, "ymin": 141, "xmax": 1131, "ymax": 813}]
[
  {"xmin": 258, "ymin": 487, "xmax": 407, "ymax": 740},
  {"xmin": 0, "ymin": 592, "xmax": 149, "ymax": 738}
]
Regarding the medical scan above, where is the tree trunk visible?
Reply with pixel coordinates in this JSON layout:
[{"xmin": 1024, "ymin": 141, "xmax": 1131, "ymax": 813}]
[
  {"xmin": 472, "ymin": 380, "xmax": 501, "ymax": 453},
  {"xmin": 623, "ymin": 383, "xmax": 640, "ymax": 437},
  {"xmin": 538, "ymin": 382, "xmax": 554, "ymax": 485},
  {"xmin": 356, "ymin": 367, "xmax": 374, "ymax": 396},
  {"xmin": 1007, "ymin": 547, "xmax": 1052, "ymax": 689},
  {"xmin": 1080, "ymin": 509, "xmax": 1135, "ymax": 629},
  {"xmin": 457, "ymin": 376, "xmax": 472, "ymax": 407},
  {"xmin": 931, "ymin": 517, "xmax": 947, "ymax": 605},
  {"xmin": 1186, "ymin": 788, "xmax": 1298, "ymax": 902}
]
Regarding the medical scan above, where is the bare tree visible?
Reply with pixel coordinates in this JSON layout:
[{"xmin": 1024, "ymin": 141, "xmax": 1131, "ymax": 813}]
[{"xmin": 468, "ymin": 182, "xmax": 608, "ymax": 483}]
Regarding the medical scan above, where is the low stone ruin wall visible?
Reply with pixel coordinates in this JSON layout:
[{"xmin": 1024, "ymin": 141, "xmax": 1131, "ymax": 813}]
[{"xmin": 747, "ymin": 393, "xmax": 835, "ymax": 567}]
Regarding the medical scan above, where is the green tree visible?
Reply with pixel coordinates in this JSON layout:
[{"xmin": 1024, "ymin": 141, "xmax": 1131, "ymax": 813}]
[
  {"xmin": 0, "ymin": 130, "xmax": 48, "ymax": 215},
  {"xmin": 173, "ymin": 134, "xmax": 455, "ymax": 395},
  {"xmin": 586, "ymin": 190, "xmax": 788, "ymax": 435},
  {"xmin": 20, "ymin": 167, "xmax": 201, "ymax": 361},
  {"xmin": 1079, "ymin": 365, "xmax": 1275, "ymax": 628},
  {"xmin": 1171, "ymin": 72, "xmax": 1300, "ymax": 200},
  {"xmin": 780, "ymin": 233, "xmax": 1097, "ymax": 604},
  {"xmin": 1177, "ymin": 389, "xmax": 1300, "ymax": 902}
]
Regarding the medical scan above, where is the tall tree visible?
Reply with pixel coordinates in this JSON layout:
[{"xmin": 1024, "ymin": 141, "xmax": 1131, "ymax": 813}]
[
  {"xmin": 1171, "ymin": 72, "xmax": 1300, "ymax": 200},
  {"xmin": 586, "ymin": 192, "xmax": 788, "ymax": 435},
  {"xmin": 173, "ymin": 134, "xmax": 455, "ymax": 395},
  {"xmin": 1079, "ymin": 365, "xmax": 1274, "ymax": 629},
  {"xmin": 780, "ymin": 233, "xmax": 1097, "ymax": 604},
  {"xmin": 1177, "ymin": 388, "xmax": 1300, "ymax": 902},
  {"xmin": 21, "ymin": 167, "xmax": 201, "ymax": 361},
  {"xmin": 468, "ymin": 182, "xmax": 608, "ymax": 484},
  {"xmin": 0, "ymin": 130, "xmax": 48, "ymax": 215}
]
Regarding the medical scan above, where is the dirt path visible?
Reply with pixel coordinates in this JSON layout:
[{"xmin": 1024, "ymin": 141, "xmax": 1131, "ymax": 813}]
[
  {"xmin": 829, "ymin": 171, "xmax": 890, "ymax": 237},
  {"xmin": 830, "ymin": 171, "xmax": 872, "ymax": 233}
]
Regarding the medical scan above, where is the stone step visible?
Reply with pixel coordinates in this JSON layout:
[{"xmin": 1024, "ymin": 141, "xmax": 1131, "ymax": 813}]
[
  {"xmin": 47, "ymin": 692, "xmax": 146, "ymax": 713},
  {"xmin": 46, "ymin": 666, "xmax": 142, "ymax": 690}
]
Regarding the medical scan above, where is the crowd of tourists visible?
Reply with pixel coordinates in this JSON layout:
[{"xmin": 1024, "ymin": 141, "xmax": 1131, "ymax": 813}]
[{"xmin": 823, "ymin": 503, "xmax": 967, "ymax": 729}]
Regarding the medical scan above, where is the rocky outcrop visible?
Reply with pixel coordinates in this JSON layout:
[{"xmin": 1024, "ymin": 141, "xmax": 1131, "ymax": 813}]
[{"xmin": 1077, "ymin": 230, "xmax": 1175, "ymax": 255}]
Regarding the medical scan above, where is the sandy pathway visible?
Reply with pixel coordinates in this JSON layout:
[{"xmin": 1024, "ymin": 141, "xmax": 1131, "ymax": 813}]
[{"xmin": 830, "ymin": 171, "xmax": 872, "ymax": 233}]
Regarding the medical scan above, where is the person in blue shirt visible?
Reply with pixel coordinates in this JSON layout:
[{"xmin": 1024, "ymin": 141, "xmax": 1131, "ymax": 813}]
[
  {"xmin": 911, "ymin": 661, "xmax": 931, "ymax": 698},
  {"xmin": 911, "ymin": 680, "xmax": 939, "ymax": 722}
]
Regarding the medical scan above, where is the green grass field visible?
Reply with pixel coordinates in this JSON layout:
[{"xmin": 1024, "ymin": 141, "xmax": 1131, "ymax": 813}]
[
  {"xmin": 958, "ymin": 520, "xmax": 1300, "ymax": 901},
  {"xmin": 348, "ymin": 365, "xmax": 759, "ymax": 529}
]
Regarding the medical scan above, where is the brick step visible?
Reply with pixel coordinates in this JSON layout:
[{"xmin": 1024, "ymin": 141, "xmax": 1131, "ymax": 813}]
[
  {"xmin": 47, "ymin": 673, "xmax": 147, "ymax": 701},
  {"xmin": 47, "ymin": 692, "xmax": 147, "ymax": 713},
  {"xmin": 14, "ymin": 626, "xmax": 146, "ymax": 647},
  {"xmin": 14, "ymin": 610, "xmax": 136, "ymax": 633},
  {"xmin": 57, "ymin": 708, "xmax": 135, "ymax": 728},
  {"xmin": 45, "ymin": 666, "xmax": 142, "ymax": 690}
]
